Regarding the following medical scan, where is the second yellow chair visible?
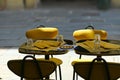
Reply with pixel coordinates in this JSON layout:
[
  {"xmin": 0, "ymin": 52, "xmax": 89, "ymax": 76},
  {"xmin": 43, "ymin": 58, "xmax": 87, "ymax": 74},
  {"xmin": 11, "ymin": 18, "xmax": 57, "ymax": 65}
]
[{"xmin": 25, "ymin": 27, "xmax": 62, "ymax": 80}]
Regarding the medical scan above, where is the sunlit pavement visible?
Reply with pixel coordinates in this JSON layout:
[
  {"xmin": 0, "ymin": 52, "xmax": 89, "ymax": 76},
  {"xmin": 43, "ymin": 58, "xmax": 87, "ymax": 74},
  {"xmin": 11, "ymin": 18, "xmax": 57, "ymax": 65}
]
[
  {"xmin": 0, "ymin": 1, "xmax": 120, "ymax": 80},
  {"xmin": 1, "ymin": 48, "xmax": 120, "ymax": 80}
]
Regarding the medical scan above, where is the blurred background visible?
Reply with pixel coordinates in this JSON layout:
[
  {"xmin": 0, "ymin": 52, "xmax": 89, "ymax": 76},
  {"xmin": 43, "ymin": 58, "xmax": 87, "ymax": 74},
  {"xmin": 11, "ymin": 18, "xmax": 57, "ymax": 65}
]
[
  {"xmin": 0, "ymin": 0, "xmax": 120, "ymax": 47},
  {"xmin": 0, "ymin": 0, "xmax": 120, "ymax": 10}
]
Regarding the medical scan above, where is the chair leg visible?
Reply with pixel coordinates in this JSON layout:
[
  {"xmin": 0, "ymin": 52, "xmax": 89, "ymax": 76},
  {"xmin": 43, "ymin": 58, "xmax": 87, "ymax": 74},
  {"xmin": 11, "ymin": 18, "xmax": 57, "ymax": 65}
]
[
  {"xmin": 59, "ymin": 66, "xmax": 62, "ymax": 80},
  {"xmin": 73, "ymin": 71, "xmax": 78, "ymax": 80},
  {"xmin": 73, "ymin": 70, "xmax": 75, "ymax": 80},
  {"xmin": 51, "ymin": 55, "xmax": 53, "ymax": 58},
  {"xmin": 55, "ymin": 69, "xmax": 57, "ymax": 80},
  {"xmin": 55, "ymin": 66, "xmax": 62, "ymax": 80}
]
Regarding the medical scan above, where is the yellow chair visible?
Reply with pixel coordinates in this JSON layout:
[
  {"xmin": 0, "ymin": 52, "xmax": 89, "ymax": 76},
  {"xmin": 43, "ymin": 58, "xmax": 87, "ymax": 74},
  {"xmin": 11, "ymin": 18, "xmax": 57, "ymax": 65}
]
[
  {"xmin": 7, "ymin": 55, "xmax": 57, "ymax": 80},
  {"xmin": 26, "ymin": 27, "xmax": 58, "ymax": 40},
  {"xmin": 72, "ymin": 57, "xmax": 120, "ymax": 80},
  {"xmin": 73, "ymin": 26, "xmax": 107, "ymax": 41},
  {"xmin": 25, "ymin": 27, "xmax": 62, "ymax": 80},
  {"xmin": 73, "ymin": 29, "xmax": 107, "ymax": 41},
  {"xmin": 73, "ymin": 26, "xmax": 107, "ymax": 58}
]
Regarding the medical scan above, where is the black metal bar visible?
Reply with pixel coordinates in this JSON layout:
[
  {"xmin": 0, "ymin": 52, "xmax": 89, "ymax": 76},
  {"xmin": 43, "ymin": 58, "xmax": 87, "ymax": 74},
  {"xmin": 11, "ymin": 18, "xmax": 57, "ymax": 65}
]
[
  {"xmin": 20, "ymin": 55, "xmax": 43, "ymax": 80},
  {"xmin": 87, "ymin": 57, "xmax": 110, "ymax": 80},
  {"xmin": 45, "ymin": 55, "xmax": 49, "ymax": 60}
]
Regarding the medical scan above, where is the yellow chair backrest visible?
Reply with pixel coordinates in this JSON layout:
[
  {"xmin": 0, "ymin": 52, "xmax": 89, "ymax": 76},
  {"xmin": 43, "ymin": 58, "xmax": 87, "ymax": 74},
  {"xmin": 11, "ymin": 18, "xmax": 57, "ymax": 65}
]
[
  {"xmin": 73, "ymin": 61, "xmax": 120, "ymax": 80},
  {"xmin": 26, "ymin": 27, "xmax": 58, "ymax": 40},
  {"xmin": 73, "ymin": 29, "xmax": 107, "ymax": 41},
  {"xmin": 7, "ymin": 59, "xmax": 56, "ymax": 79}
]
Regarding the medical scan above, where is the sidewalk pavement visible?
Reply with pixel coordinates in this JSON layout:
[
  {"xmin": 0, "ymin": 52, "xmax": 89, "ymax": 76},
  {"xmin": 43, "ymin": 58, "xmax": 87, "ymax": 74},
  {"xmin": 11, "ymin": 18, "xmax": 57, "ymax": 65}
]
[{"xmin": 0, "ymin": 1, "xmax": 120, "ymax": 80}]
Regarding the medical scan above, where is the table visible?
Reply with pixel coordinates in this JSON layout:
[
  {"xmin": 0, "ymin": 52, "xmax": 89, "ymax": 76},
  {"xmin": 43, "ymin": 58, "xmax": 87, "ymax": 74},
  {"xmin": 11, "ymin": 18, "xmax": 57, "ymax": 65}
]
[
  {"xmin": 74, "ymin": 39, "xmax": 120, "ymax": 58},
  {"xmin": 74, "ymin": 40, "xmax": 120, "ymax": 79},
  {"xmin": 19, "ymin": 39, "xmax": 70, "ymax": 59},
  {"xmin": 19, "ymin": 39, "xmax": 72, "ymax": 80}
]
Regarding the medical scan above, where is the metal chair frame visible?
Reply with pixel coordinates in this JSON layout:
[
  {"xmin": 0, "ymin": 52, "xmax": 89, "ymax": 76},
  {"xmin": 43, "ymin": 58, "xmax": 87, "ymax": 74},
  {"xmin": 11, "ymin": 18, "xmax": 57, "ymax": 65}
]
[{"xmin": 73, "ymin": 57, "xmax": 113, "ymax": 80}]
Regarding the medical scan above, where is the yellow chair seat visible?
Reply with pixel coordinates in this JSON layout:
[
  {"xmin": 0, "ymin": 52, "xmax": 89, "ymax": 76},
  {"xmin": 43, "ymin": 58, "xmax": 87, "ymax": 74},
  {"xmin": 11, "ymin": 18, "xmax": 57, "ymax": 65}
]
[
  {"xmin": 26, "ymin": 27, "xmax": 58, "ymax": 40},
  {"xmin": 71, "ymin": 58, "xmax": 93, "ymax": 66},
  {"xmin": 94, "ymin": 30, "xmax": 107, "ymax": 39},
  {"xmin": 73, "ymin": 29, "xmax": 107, "ymax": 41},
  {"xmin": 38, "ymin": 58, "xmax": 62, "ymax": 66}
]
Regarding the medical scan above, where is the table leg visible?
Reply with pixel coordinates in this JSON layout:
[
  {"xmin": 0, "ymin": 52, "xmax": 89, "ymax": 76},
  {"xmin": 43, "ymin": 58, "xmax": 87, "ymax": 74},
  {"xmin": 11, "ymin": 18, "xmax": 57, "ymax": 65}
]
[
  {"xmin": 45, "ymin": 55, "xmax": 49, "ymax": 60},
  {"xmin": 97, "ymin": 55, "xmax": 101, "ymax": 58}
]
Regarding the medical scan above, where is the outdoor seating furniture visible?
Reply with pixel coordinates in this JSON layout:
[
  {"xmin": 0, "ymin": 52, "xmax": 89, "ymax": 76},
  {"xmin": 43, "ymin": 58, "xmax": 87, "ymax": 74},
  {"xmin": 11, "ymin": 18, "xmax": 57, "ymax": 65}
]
[
  {"xmin": 72, "ymin": 26, "xmax": 120, "ymax": 80},
  {"xmin": 72, "ymin": 57, "xmax": 120, "ymax": 80},
  {"xmin": 23, "ymin": 27, "xmax": 73, "ymax": 80},
  {"xmin": 26, "ymin": 26, "xmax": 58, "ymax": 40},
  {"xmin": 74, "ymin": 39, "xmax": 120, "ymax": 58},
  {"xmin": 7, "ymin": 55, "xmax": 57, "ymax": 80},
  {"xmin": 25, "ymin": 27, "xmax": 63, "ymax": 80},
  {"xmin": 73, "ymin": 26, "xmax": 107, "ymax": 41},
  {"xmin": 73, "ymin": 26, "xmax": 108, "ymax": 58},
  {"xmin": 73, "ymin": 39, "xmax": 120, "ymax": 80},
  {"xmin": 19, "ymin": 40, "xmax": 69, "ymax": 80}
]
